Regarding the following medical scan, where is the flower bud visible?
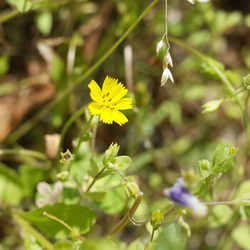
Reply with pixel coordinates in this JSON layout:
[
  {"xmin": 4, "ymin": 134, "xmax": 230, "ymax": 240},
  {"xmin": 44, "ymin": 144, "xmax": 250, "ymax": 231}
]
[
  {"xmin": 56, "ymin": 171, "xmax": 70, "ymax": 181},
  {"xmin": 151, "ymin": 209, "xmax": 163, "ymax": 230},
  {"xmin": 242, "ymin": 74, "xmax": 250, "ymax": 90},
  {"xmin": 81, "ymin": 132, "xmax": 93, "ymax": 141},
  {"xmin": 202, "ymin": 99, "xmax": 222, "ymax": 113},
  {"xmin": 161, "ymin": 68, "xmax": 174, "ymax": 86},
  {"xmin": 164, "ymin": 178, "xmax": 207, "ymax": 216},
  {"xmin": 103, "ymin": 143, "xmax": 120, "ymax": 165},
  {"xmin": 60, "ymin": 149, "xmax": 74, "ymax": 164},
  {"xmin": 126, "ymin": 182, "xmax": 140, "ymax": 198},
  {"xmin": 156, "ymin": 40, "xmax": 164, "ymax": 55}
]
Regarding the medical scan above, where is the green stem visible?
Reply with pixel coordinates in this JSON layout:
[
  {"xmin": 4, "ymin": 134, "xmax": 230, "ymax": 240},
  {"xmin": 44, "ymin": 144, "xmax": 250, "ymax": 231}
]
[
  {"xmin": 108, "ymin": 192, "xmax": 144, "ymax": 239},
  {"xmin": 169, "ymin": 36, "xmax": 250, "ymax": 150},
  {"xmin": 56, "ymin": 105, "xmax": 87, "ymax": 163},
  {"xmin": 113, "ymin": 168, "xmax": 128, "ymax": 183},
  {"xmin": 86, "ymin": 166, "xmax": 106, "ymax": 193},
  {"xmin": 43, "ymin": 212, "xmax": 85, "ymax": 242},
  {"xmin": 13, "ymin": 213, "xmax": 53, "ymax": 250},
  {"xmin": 5, "ymin": 0, "xmax": 159, "ymax": 145},
  {"xmin": 0, "ymin": 148, "xmax": 48, "ymax": 161},
  {"xmin": 73, "ymin": 115, "xmax": 94, "ymax": 156}
]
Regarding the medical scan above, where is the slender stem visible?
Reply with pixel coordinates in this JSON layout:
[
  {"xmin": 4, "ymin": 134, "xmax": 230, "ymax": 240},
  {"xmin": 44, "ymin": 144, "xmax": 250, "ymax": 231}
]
[
  {"xmin": 13, "ymin": 213, "xmax": 53, "ymax": 250},
  {"xmin": 56, "ymin": 105, "xmax": 87, "ymax": 163},
  {"xmin": 203, "ymin": 200, "xmax": 238, "ymax": 206},
  {"xmin": 169, "ymin": 36, "xmax": 250, "ymax": 150},
  {"xmin": 113, "ymin": 168, "xmax": 128, "ymax": 183},
  {"xmin": 151, "ymin": 228, "xmax": 155, "ymax": 242},
  {"xmin": 43, "ymin": 212, "xmax": 85, "ymax": 242},
  {"xmin": 86, "ymin": 166, "xmax": 106, "ymax": 193},
  {"xmin": 108, "ymin": 192, "xmax": 144, "ymax": 239},
  {"xmin": 0, "ymin": 148, "xmax": 48, "ymax": 161},
  {"xmin": 73, "ymin": 115, "xmax": 94, "ymax": 156},
  {"xmin": 5, "ymin": 0, "xmax": 159, "ymax": 145}
]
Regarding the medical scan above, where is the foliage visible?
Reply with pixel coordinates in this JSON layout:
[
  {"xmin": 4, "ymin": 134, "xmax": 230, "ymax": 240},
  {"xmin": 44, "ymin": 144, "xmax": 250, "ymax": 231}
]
[{"xmin": 1, "ymin": 0, "xmax": 250, "ymax": 249}]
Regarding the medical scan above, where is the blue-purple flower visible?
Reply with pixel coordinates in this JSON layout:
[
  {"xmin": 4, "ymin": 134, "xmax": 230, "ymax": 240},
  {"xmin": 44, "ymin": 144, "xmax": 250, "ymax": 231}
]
[{"xmin": 164, "ymin": 178, "xmax": 207, "ymax": 216}]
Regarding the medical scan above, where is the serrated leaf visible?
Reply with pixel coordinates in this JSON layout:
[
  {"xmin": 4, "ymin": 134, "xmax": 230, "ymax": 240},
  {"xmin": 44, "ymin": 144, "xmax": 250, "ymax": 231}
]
[{"xmin": 19, "ymin": 204, "xmax": 96, "ymax": 239}]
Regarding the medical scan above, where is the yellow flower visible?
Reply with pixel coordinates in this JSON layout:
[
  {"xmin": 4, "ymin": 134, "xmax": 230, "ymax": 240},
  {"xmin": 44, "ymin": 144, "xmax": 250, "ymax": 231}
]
[{"xmin": 88, "ymin": 76, "xmax": 133, "ymax": 126}]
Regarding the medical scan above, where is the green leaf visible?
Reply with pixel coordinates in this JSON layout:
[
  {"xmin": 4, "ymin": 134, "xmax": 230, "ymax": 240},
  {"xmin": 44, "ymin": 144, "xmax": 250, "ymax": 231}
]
[
  {"xmin": 208, "ymin": 205, "xmax": 233, "ymax": 228},
  {"xmin": 201, "ymin": 58, "xmax": 225, "ymax": 79},
  {"xmin": 20, "ymin": 164, "xmax": 45, "ymax": 197},
  {"xmin": 212, "ymin": 142, "xmax": 237, "ymax": 174},
  {"xmin": 53, "ymin": 241, "xmax": 74, "ymax": 250},
  {"xmin": 19, "ymin": 204, "xmax": 96, "ymax": 239},
  {"xmin": 0, "ymin": 163, "xmax": 24, "ymax": 205},
  {"xmin": 7, "ymin": 0, "xmax": 33, "ymax": 13},
  {"xmin": 36, "ymin": 11, "xmax": 53, "ymax": 36},
  {"xmin": 155, "ymin": 223, "xmax": 187, "ymax": 250},
  {"xmin": 96, "ymin": 186, "xmax": 126, "ymax": 214},
  {"xmin": 232, "ymin": 224, "xmax": 250, "ymax": 249},
  {"xmin": 88, "ymin": 159, "xmax": 99, "ymax": 177},
  {"xmin": 113, "ymin": 156, "xmax": 132, "ymax": 171},
  {"xmin": 85, "ymin": 192, "xmax": 106, "ymax": 202}
]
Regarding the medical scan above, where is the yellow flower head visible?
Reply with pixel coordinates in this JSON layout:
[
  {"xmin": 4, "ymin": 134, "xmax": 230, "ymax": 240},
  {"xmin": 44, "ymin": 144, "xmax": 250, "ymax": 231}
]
[{"xmin": 88, "ymin": 76, "xmax": 133, "ymax": 126}]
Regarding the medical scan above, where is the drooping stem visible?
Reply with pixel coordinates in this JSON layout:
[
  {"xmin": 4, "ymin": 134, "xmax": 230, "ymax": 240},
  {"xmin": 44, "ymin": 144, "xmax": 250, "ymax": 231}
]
[
  {"xmin": 0, "ymin": 148, "xmax": 48, "ymax": 162},
  {"xmin": 108, "ymin": 192, "xmax": 144, "ymax": 239},
  {"xmin": 43, "ymin": 212, "xmax": 85, "ymax": 242}
]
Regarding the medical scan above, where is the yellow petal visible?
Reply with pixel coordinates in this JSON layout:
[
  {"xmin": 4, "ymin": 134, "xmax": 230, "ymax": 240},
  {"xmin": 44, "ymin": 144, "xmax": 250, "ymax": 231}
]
[
  {"xmin": 88, "ymin": 80, "xmax": 102, "ymax": 103},
  {"xmin": 88, "ymin": 102, "xmax": 101, "ymax": 115},
  {"xmin": 111, "ymin": 110, "xmax": 128, "ymax": 126},
  {"xmin": 100, "ymin": 109, "xmax": 114, "ymax": 124},
  {"xmin": 115, "ymin": 98, "xmax": 133, "ymax": 110},
  {"xmin": 102, "ymin": 76, "xmax": 128, "ymax": 102}
]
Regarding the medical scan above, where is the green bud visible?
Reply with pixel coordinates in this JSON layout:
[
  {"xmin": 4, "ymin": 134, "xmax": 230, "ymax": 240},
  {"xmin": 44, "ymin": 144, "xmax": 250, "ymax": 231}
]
[
  {"xmin": 81, "ymin": 132, "xmax": 93, "ymax": 141},
  {"xmin": 126, "ymin": 182, "xmax": 140, "ymax": 198},
  {"xmin": 56, "ymin": 171, "xmax": 69, "ymax": 181},
  {"xmin": 150, "ymin": 209, "xmax": 163, "ymax": 230},
  {"xmin": 145, "ymin": 241, "xmax": 155, "ymax": 250},
  {"xmin": 60, "ymin": 149, "xmax": 74, "ymax": 164},
  {"xmin": 212, "ymin": 142, "xmax": 238, "ymax": 174},
  {"xmin": 242, "ymin": 74, "xmax": 250, "ymax": 90},
  {"xmin": 103, "ymin": 143, "xmax": 120, "ymax": 166},
  {"xmin": 202, "ymin": 99, "xmax": 222, "ymax": 113},
  {"xmin": 196, "ymin": 159, "xmax": 211, "ymax": 179}
]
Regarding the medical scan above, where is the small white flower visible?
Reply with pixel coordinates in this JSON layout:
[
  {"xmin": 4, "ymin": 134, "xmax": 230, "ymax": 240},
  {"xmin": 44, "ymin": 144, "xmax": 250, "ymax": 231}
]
[
  {"xmin": 161, "ymin": 68, "xmax": 174, "ymax": 86},
  {"xmin": 187, "ymin": 0, "xmax": 195, "ymax": 4},
  {"xmin": 197, "ymin": 0, "xmax": 210, "ymax": 2},
  {"xmin": 166, "ymin": 52, "xmax": 173, "ymax": 68},
  {"xmin": 36, "ymin": 181, "xmax": 63, "ymax": 207},
  {"xmin": 156, "ymin": 40, "xmax": 164, "ymax": 55}
]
